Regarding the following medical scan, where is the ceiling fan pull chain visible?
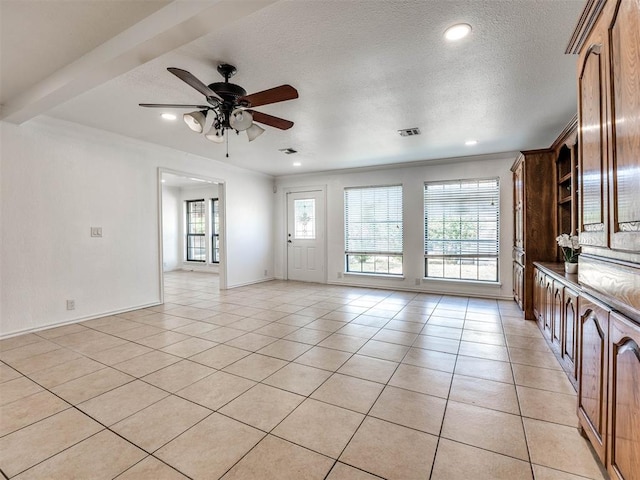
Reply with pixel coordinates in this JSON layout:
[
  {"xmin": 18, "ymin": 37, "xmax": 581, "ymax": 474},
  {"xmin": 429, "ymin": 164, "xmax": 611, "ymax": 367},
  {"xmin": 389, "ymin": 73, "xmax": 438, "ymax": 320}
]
[{"xmin": 226, "ymin": 131, "xmax": 229, "ymax": 158}]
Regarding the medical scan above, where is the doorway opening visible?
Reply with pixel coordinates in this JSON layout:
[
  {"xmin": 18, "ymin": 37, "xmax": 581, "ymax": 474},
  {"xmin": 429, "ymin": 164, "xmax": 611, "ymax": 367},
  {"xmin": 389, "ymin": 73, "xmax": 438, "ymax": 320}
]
[{"xmin": 158, "ymin": 169, "xmax": 227, "ymax": 302}]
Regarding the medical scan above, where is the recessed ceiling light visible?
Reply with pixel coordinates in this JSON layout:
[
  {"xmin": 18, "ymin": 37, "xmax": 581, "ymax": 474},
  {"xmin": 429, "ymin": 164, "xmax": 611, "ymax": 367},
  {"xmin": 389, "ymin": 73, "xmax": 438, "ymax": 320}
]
[
  {"xmin": 293, "ymin": 162, "xmax": 302, "ymax": 167},
  {"xmin": 465, "ymin": 140, "xmax": 478, "ymax": 146},
  {"xmin": 161, "ymin": 179, "xmax": 166, "ymax": 183},
  {"xmin": 161, "ymin": 113, "xmax": 177, "ymax": 120},
  {"xmin": 444, "ymin": 23, "xmax": 471, "ymax": 41}
]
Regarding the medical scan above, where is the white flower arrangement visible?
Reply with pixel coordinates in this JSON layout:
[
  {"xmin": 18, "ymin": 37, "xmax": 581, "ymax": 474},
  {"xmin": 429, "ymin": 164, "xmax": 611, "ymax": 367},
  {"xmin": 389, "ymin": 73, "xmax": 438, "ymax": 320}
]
[{"xmin": 556, "ymin": 233, "xmax": 580, "ymax": 263}]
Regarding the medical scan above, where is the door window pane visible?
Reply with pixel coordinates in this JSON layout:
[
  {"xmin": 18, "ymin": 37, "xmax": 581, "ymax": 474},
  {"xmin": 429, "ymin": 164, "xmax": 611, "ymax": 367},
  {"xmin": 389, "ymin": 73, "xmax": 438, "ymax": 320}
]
[{"xmin": 294, "ymin": 199, "xmax": 316, "ymax": 239}]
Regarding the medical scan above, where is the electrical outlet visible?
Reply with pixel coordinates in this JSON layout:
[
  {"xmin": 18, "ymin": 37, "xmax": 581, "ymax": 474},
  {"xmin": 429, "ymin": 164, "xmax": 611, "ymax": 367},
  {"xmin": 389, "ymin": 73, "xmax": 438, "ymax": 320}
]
[
  {"xmin": 337, "ymin": 272, "xmax": 343, "ymax": 279},
  {"xmin": 66, "ymin": 300, "xmax": 75, "ymax": 310},
  {"xmin": 90, "ymin": 227, "xmax": 103, "ymax": 237},
  {"xmin": 415, "ymin": 278, "xmax": 421, "ymax": 285},
  {"xmin": 264, "ymin": 269, "xmax": 268, "ymax": 276}
]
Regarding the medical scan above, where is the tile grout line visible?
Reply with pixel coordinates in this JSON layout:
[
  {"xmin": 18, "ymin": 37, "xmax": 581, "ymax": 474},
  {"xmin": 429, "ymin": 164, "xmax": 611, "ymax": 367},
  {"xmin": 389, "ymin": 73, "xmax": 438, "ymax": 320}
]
[
  {"xmin": 426, "ymin": 298, "xmax": 469, "ymax": 480},
  {"xmin": 499, "ymin": 305, "xmax": 536, "ymax": 479}
]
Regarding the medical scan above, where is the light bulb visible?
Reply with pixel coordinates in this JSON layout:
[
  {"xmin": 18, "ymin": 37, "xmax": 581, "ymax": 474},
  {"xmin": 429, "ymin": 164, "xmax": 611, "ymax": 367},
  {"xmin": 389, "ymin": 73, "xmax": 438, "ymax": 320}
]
[
  {"xmin": 444, "ymin": 23, "xmax": 471, "ymax": 41},
  {"xmin": 229, "ymin": 108, "xmax": 253, "ymax": 131},
  {"xmin": 205, "ymin": 126, "xmax": 225, "ymax": 143}
]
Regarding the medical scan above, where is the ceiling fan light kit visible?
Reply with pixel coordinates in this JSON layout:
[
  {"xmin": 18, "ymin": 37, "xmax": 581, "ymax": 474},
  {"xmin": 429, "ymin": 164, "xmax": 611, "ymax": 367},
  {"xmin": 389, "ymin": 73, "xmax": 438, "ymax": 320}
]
[
  {"xmin": 139, "ymin": 63, "xmax": 298, "ymax": 155},
  {"xmin": 204, "ymin": 126, "xmax": 225, "ymax": 143},
  {"xmin": 229, "ymin": 108, "xmax": 253, "ymax": 131},
  {"xmin": 246, "ymin": 123, "xmax": 265, "ymax": 142},
  {"xmin": 183, "ymin": 110, "xmax": 207, "ymax": 132}
]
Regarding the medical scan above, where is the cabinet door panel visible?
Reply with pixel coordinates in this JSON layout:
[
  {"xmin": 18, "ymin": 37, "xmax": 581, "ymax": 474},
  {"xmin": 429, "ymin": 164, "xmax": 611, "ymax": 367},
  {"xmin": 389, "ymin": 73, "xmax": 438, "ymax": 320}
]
[
  {"xmin": 514, "ymin": 162, "xmax": 524, "ymax": 249},
  {"xmin": 609, "ymin": 0, "xmax": 640, "ymax": 253},
  {"xmin": 513, "ymin": 262, "xmax": 524, "ymax": 309},
  {"xmin": 543, "ymin": 277, "xmax": 554, "ymax": 340},
  {"xmin": 608, "ymin": 312, "xmax": 640, "ymax": 480},
  {"xmin": 579, "ymin": 43, "xmax": 608, "ymax": 246},
  {"xmin": 578, "ymin": 297, "xmax": 609, "ymax": 462},
  {"xmin": 552, "ymin": 282, "xmax": 563, "ymax": 347},
  {"xmin": 533, "ymin": 269, "xmax": 542, "ymax": 320},
  {"xmin": 563, "ymin": 288, "xmax": 579, "ymax": 383}
]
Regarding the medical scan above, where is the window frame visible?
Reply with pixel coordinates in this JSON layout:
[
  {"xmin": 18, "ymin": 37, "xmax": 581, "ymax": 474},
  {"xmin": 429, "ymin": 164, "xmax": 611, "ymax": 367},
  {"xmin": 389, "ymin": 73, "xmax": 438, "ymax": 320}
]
[
  {"xmin": 344, "ymin": 184, "xmax": 404, "ymax": 276},
  {"xmin": 186, "ymin": 199, "xmax": 206, "ymax": 262},
  {"xmin": 211, "ymin": 198, "xmax": 219, "ymax": 263},
  {"xmin": 423, "ymin": 177, "xmax": 500, "ymax": 283}
]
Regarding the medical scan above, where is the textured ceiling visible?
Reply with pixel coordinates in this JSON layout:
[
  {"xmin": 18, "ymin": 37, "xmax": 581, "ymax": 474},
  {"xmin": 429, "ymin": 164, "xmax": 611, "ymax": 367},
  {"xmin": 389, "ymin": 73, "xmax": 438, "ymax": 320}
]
[
  {"xmin": 0, "ymin": 0, "xmax": 170, "ymax": 105},
  {"xmin": 1, "ymin": 0, "xmax": 585, "ymax": 177}
]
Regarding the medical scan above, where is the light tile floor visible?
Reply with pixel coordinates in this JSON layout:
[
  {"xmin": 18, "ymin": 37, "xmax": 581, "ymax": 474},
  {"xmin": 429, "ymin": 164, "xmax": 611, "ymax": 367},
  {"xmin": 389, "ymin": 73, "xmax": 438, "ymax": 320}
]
[{"xmin": 0, "ymin": 271, "xmax": 608, "ymax": 479}]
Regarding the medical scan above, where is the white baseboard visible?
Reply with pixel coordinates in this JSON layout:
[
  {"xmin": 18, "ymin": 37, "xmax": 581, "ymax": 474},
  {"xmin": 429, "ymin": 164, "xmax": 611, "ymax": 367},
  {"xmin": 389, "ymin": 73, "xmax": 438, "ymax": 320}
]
[{"xmin": 0, "ymin": 301, "xmax": 162, "ymax": 340}]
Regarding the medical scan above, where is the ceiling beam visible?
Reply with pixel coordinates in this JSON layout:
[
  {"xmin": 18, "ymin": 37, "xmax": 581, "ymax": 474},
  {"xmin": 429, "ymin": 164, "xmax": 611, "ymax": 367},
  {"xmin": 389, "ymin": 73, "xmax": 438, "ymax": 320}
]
[{"xmin": 0, "ymin": 0, "xmax": 277, "ymax": 124}]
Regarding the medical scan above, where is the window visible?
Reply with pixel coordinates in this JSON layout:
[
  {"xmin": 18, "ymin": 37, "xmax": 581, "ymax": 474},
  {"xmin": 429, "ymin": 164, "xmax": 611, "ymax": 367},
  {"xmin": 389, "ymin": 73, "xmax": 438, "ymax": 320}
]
[
  {"xmin": 186, "ymin": 199, "xmax": 206, "ymax": 262},
  {"xmin": 344, "ymin": 185, "xmax": 403, "ymax": 275},
  {"xmin": 424, "ymin": 178, "xmax": 499, "ymax": 282},
  {"xmin": 294, "ymin": 198, "xmax": 316, "ymax": 239},
  {"xmin": 211, "ymin": 198, "xmax": 219, "ymax": 263}
]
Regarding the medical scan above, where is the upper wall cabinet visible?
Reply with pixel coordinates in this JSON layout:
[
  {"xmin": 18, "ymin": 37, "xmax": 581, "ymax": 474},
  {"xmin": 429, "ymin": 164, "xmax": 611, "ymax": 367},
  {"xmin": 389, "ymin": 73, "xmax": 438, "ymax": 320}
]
[
  {"xmin": 608, "ymin": 0, "xmax": 640, "ymax": 253},
  {"xmin": 573, "ymin": 0, "xmax": 640, "ymax": 255},
  {"xmin": 578, "ymin": 39, "xmax": 608, "ymax": 248},
  {"xmin": 569, "ymin": 0, "xmax": 640, "ymax": 318}
]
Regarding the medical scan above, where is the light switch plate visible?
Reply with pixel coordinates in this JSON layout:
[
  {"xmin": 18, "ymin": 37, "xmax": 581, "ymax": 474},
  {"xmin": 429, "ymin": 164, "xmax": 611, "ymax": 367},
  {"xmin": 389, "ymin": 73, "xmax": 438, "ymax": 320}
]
[{"xmin": 91, "ymin": 227, "xmax": 103, "ymax": 237}]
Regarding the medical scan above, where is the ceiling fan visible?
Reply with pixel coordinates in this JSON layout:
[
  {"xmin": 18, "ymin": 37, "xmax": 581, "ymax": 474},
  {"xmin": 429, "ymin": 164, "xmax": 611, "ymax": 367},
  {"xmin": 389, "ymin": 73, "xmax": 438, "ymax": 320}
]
[{"xmin": 140, "ymin": 64, "xmax": 298, "ymax": 152}]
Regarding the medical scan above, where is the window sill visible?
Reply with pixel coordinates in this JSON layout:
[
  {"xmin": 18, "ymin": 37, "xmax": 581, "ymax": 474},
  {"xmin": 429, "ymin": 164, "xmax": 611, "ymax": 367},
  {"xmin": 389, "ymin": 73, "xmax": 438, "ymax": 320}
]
[
  {"xmin": 344, "ymin": 272, "xmax": 405, "ymax": 280},
  {"xmin": 422, "ymin": 277, "xmax": 502, "ymax": 287}
]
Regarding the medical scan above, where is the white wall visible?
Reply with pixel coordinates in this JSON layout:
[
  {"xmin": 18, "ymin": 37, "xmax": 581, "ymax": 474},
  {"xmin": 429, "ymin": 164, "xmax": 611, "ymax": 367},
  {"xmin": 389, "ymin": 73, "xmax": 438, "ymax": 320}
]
[
  {"xmin": 274, "ymin": 153, "xmax": 516, "ymax": 300},
  {"xmin": 0, "ymin": 117, "xmax": 274, "ymax": 336},
  {"xmin": 161, "ymin": 185, "xmax": 181, "ymax": 272}
]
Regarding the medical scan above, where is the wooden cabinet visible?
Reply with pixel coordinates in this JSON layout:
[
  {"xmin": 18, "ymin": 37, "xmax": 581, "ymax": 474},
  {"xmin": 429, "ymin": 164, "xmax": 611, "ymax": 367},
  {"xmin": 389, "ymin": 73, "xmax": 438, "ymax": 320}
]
[
  {"xmin": 569, "ymin": 0, "xmax": 640, "ymax": 318},
  {"xmin": 562, "ymin": 287, "xmax": 580, "ymax": 384},
  {"xmin": 534, "ymin": 264, "xmax": 580, "ymax": 388},
  {"xmin": 575, "ymin": 0, "xmax": 640, "ymax": 254},
  {"xmin": 512, "ymin": 119, "xmax": 579, "ymax": 319},
  {"xmin": 551, "ymin": 280, "xmax": 564, "ymax": 348},
  {"xmin": 513, "ymin": 260, "xmax": 524, "ymax": 310},
  {"xmin": 543, "ymin": 275, "xmax": 554, "ymax": 341},
  {"xmin": 577, "ymin": 294, "xmax": 610, "ymax": 464},
  {"xmin": 545, "ymin": 1, "xmax": 640, "ymax": 473},
  {"xmin": 512, "ymin": 152, "xmax": 556, "ymax": 320},
  {"xmin": 607, "ymin": 311, "xmax": 640, "ymax": 480},
  {"xmin": 555, "ymin": 131, "xmax": 579, "ymax": 242},
  {"xmin": 533, "ymin": 267, "xmax": 545, "ymax": 321}
]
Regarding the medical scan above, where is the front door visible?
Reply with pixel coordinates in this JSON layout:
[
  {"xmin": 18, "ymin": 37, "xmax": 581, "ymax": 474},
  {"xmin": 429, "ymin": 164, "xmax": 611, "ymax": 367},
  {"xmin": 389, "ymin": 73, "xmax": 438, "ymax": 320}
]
[{"xmin": 287, "ymin": 190, "xmax": 325, "ymax": 282}]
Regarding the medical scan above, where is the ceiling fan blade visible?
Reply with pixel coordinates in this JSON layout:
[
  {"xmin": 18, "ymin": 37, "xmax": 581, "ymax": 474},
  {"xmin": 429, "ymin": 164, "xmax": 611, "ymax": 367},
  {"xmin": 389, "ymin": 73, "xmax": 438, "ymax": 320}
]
[
  {"xmin": 240, "ymin": 85, "xmax": 298, "ymax": 108},
  {"xmin": 249, "ymin": 110, "xmax": 294, "ymax": 130},
  {"xmin": 167, "ymin": 67, "xmax": 220, "ymax": 99},
  {"xmin": 139, "ymin": 103, "xmax": 211, "ymax": 109}
]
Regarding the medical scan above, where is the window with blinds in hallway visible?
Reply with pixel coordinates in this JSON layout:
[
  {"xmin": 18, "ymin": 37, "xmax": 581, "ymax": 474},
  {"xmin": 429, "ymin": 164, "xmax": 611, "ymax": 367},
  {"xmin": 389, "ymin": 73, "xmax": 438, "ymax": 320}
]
[
  {"xmin": 344, "ymin": 185, "xmax": 403, "ymax": 275},
  {"xmin": 186, "ymin": 199, "xmax": 206, "ymax": 262},
  {"xmin": 424, "ymin": 178, "xmax": 500, "ymax": 282}
]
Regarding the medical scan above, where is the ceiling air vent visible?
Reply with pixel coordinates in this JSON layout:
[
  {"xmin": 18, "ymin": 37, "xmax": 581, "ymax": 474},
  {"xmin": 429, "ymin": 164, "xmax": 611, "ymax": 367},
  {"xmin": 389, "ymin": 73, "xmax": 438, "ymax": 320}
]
[
  {"xmin": 398, "ymin": 128, "xmax": 421, "ymax": 137},
  {"xmin": 279, "ymin": 148, "xmax": 298, "ymax": 154}
]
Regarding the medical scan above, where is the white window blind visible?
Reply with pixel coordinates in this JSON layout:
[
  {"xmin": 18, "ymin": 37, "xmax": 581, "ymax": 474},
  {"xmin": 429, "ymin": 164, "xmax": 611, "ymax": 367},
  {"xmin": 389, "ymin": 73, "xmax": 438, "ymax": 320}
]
[
  {"xmin": 424, "ymin": 178, "xmax": 500, "ymax": 282},
  {"xmin": 344, "ymin": 185, "xmax": 403, "ymax": 275}
]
